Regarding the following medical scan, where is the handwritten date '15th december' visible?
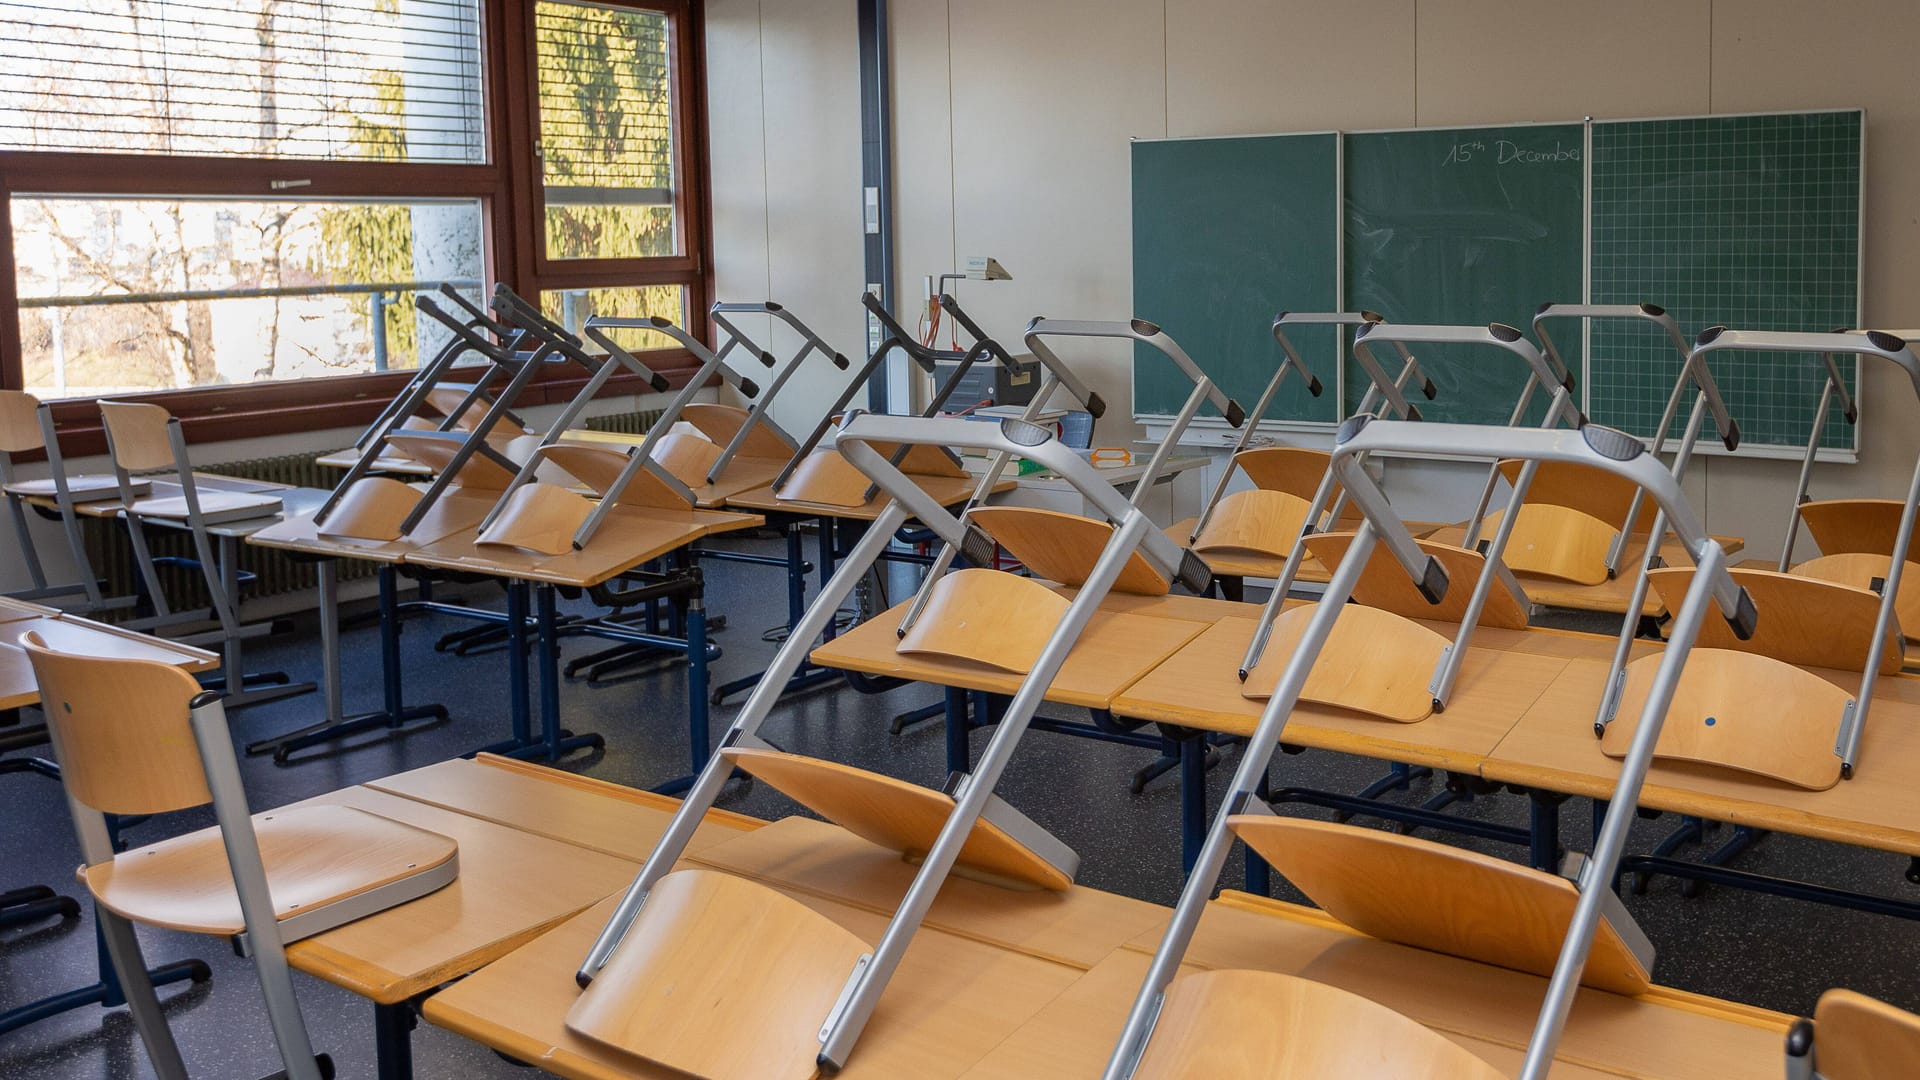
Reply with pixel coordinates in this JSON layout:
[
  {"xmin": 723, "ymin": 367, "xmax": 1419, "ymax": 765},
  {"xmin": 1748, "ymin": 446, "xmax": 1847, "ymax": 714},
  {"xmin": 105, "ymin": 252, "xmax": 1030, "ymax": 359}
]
[{"xmin": 1443, "ymin": 139, "xmax": 1581, "ymax": 166}]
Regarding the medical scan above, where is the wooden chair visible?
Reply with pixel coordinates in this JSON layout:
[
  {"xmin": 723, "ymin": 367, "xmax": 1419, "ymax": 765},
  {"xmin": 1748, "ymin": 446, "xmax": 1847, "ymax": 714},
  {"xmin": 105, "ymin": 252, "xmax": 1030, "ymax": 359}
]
[
  {"xmin": 1237, "ymin": 532, "xmax": 1530, "ymax": 723},
  {"xmin": 1472, "ymin": 501, "xmax": 1620, "ymax": 585},
  {"xmin": 969, "ymin": 505, "xmax": 1173, "ymax": 595},
  {"xmin": 474, "ymin": 442, "xmax": 694, "ymax": 556},
  {"xmin": 776, "ymin": 436, "xmax": 968, "ymax": 508},
  {"xmin": 1188, "ymin": 488, "xmax": 1317, "ymax": 561},
  {"xmin": 21, "ymin": 634, "xmax": 458, "ymax": 1080},
  {"xmin": 1789, "ymin": 989, "xmax": 1920, "ymax": 1080},
  {"xmin": 1233, "ymin": 815, "xmax": 1653, "ymax": 994},
  {"xmin": 1648, "ymin": 566, "xmax": 1902, "ymax": 674},
  {"xmin": 0, "ymin": 389, "xmax": 124, "ymax": 612},
  {"xmin": 98, "ymin": 399, "xmax": 312, "ymax": 709},
  {"xmin": 1135, "ymin": 970, "xmax": 1504, "ymax": 1079},
  {"xmin": 1792, "ymin": 499, "xmax": 1920, "ymax": 644}
]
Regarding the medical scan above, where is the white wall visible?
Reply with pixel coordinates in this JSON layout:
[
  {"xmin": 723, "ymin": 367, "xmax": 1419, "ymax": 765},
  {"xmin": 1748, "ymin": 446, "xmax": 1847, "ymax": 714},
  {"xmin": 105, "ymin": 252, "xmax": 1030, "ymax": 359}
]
[{"xmin": 706, "ymin": 0, "xmax": 1920, "ymax": 558}]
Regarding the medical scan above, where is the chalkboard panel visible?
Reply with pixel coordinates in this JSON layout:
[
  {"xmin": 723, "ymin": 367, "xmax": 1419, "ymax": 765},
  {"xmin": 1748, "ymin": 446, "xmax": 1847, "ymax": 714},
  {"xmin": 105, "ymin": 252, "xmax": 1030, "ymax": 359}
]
[
  {"xmin": 1344, "ymin": 124, "xmax": 1586, "ymax": 426},
  {"xmin": 1131, "ymin": 133, "xmax": 1339, "ymax": 420},
  {"xmin": 1589, "ymin": 111, "xmax": 1862, "ymax": 452}
]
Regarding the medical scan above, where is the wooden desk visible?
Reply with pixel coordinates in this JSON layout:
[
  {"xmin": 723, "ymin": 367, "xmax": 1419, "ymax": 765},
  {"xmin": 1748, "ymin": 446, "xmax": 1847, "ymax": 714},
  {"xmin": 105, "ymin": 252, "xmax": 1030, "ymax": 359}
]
[
  {"xmin": 404, "ymin": 505, "xmax": 763, "ymax": 588},
  {"xmin": 246, "ymin": 489, "xmax": 499, "ymax": 564},
  {"xmin": 1112, "ymin": 616, "xmax": 1576, "ymax": 774},
  {"xmin": 314, "ymin": 448, "xmax": 436, "ymax": 476},
  {"xmin": 809, "ymin": 597, "xmax": 1208, "ymax": 712},
  {"xmin": 0, "ymin": 604, "xmax": 218, "ymax": 709},
  {"xmin": 1482, "ymin": 658, "xmax": 1920, "ymax": 857},
  {"xmin": 967, "ymin": 892, "xmax": 1787, "ymax": 1079},
  {"xmin": 422, "ymin": 799, "xmax": 1785, "ymax": 1079}
]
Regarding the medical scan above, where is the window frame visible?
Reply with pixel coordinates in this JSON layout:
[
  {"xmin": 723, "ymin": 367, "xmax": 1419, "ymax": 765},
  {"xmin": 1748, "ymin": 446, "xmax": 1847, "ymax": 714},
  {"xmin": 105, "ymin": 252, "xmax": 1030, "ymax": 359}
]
[{"xmin": 0, "ymin": 0, "xmax": 713, "ymax": 456}]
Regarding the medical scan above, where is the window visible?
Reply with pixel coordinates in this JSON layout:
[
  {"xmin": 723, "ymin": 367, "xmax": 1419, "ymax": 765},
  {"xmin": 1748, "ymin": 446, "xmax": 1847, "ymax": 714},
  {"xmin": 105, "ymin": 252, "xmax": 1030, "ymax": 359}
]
[{"xmin": 0, "ymin": 0, "xmax": 709, "ymax": 448}]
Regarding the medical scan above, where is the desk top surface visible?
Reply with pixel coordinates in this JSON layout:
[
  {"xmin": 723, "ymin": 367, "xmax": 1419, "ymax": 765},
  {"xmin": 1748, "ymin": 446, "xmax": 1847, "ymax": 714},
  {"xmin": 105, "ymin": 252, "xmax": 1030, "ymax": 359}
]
[
  {"xmin": 285, "ymin": 757, "xmax": 754, "ymax": 1003},
  {"xmin": 400, "ymin": 504, "xmax": 763, "ymax": 587},
  {"xmin": 1482, "ymin": 657, "xmax": 1920, "ymax": 856},
  {"xmin": 244, "ymin": 489, "xmax": 499, "ymax": 564},
  {"xmin": 422, "ymin": 784, "xmax": 1786, "ymax": 1080},
  {"xmin": 809, "ymin": 597, "xmax": 1209, "ymax": 710},
  {"xmin": 0, "ymin": 602, "xmax": 219, "ymax": 710}
]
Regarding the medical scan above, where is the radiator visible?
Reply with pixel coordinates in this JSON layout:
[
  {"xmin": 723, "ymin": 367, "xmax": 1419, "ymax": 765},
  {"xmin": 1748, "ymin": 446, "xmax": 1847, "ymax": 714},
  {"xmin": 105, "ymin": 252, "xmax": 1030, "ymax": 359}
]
[{"xmin": 83, "ymin": 407, "xmax": 664, "ymax": 617}]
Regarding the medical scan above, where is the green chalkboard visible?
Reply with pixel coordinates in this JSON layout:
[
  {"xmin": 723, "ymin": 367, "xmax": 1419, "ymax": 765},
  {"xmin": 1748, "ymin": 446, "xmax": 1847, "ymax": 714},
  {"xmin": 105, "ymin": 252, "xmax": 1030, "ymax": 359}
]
[
  {"xmin": 1131, "ymin": 133, "xmax": 1339, "ymax": 419},
  {"xmin": 1589, "ymin": 111, "xmax": 1862, "ymax": 452},
  {"xmin": 1344, "ymin": 124, "xmax": 1586, "ymax": 426}
]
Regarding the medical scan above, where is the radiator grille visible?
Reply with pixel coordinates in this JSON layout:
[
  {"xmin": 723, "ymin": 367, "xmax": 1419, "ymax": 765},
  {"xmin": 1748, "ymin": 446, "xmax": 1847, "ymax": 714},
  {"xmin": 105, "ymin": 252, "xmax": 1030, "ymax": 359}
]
[{"xmin": 83, "ymin": 407, "xmax": 664, "ymax": 615}]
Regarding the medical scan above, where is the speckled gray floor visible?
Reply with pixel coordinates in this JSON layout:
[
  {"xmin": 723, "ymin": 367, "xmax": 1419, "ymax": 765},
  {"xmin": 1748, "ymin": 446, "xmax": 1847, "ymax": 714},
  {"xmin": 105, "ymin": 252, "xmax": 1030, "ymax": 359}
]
[{"xmin": 3, "ymin": 531, "xmax": 1919, "ymax": 1078}]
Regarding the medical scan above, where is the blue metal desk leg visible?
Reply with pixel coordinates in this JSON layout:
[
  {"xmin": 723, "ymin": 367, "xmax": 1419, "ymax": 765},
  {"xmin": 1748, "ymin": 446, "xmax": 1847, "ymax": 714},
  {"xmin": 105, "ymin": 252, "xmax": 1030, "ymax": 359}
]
[
  {"xmin": 373, "ymin": 999, "xmax": 415, "ymax": 1080},
  {"xmin": 945, "ymin": 686, "xmax": 971, "ymax": 774},
  {"xmin": 257, "ymin": 564, "xmax": 449, "ymax": 764},
  {"xmin": 0, "ymin": 917, "xmax": 211, "ymax": 1034},
  {"xmin": 1179, "ymin": 731, "xmax": 1206, "ymax": 877},
  {"xmin": 710, "ymin": 518, "xmax": 839, "ymax": 705},
  {"xmin": 1244, "ymin": 771, "xmax": 1272, "ymax": 896},
  {"xmin": 652, "ymin": 600, "xmax": 713, "ymax": 797},
  {"xmin": 468, "ymin": 582, "xmax": 533, "ymax": 756},
  {"xmin": 516, "ymin": 584, "xmax": 604, "ymax": 762},
  {"xmin": 1529, "ymin": 789, "xmax": 1565, "ymax": 871}
]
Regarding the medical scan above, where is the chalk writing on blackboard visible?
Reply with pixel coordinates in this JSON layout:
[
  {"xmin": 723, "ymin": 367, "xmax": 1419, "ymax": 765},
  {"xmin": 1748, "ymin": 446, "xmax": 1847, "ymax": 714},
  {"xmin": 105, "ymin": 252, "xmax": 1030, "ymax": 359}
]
[{"xmin": 1443, "ymin": 139, "xmax": 1581, "ymax": 167}]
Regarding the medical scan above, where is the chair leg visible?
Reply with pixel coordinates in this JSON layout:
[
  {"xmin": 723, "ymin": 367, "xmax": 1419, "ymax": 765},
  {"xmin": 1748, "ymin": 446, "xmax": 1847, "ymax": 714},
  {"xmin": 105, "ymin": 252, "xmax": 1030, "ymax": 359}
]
[
  {"xmin": 249, "ymin": 935, "xmax": 325, "ymax": 1080},
  {"xmin": 95, "ymin": 908, "xmax": 190, "ymax": 1080}
]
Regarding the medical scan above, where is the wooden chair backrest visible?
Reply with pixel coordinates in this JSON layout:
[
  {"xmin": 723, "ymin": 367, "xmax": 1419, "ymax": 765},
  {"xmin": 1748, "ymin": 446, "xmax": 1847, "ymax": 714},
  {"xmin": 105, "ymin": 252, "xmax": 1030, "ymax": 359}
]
[
  {"xmin": 1481, "ymin": 502, "xmax": 1618, "ymax": 585},
  {"xmin": 1232, "ymin": 445, "xmax": 1335, "ymax": 501},
  {"xmin": 21, "ymin": 631, "xmax": 212, "ymax": 817},
  {"xmin": 1602, "ymin": 647, "xmax": 1852, "ymax": 791},
  {"xmin": 1241, "ymin": 602, "xmax": 1447, "ymax": 722},
  {"xmin": 1191, "ymin": 489, "xmax": 1313, "ymax": 559},
  {"xmin": 382, "ymin": 432, "xmax": 514, "ymax": 490},
  {"xmin": 1134, "ymin": 969, "xmax": 1505, "ymax": 1080},
  {"xmin": 423, "ymin": 386, "xmax": 530, "ymax": 435},
  {"xmin": 1231, "ymin": 815, "xmax": 1652, "ymax": 995},
  {"xmin": 1497, "ymin": 458, "xmax": 1653, "ymax": 532},
  {"xmin": 681, "ymin": 402, "xmax": 792, "ymax": 461},
  {"xmin": 896, "ymin": 568, "xmax": 1071, "ymax": 674},
  {"xmin": 565, "ymin": 867, "xmax": 870, "ymax": 1080},
  {"xmin": 1303, "ymin": 531, "xmax": 1530, "ymax": 630},
  {"xmin": 724, "ymin": 748, "xmax": 1073, "ymax": 890},
  {"xmin": 1801, "ymin": 499, "xmax": 1920, "ymax": 564},
  {"xmin": 0, "ymin": 389, "xmax": 44, "ymax": 454},
  {"xmin": 969, "ymin": 505, "xmax": 1171, "ymax": 595},
  {"xmin": 774, "ymin": 449, "xmax": 877, "ymax": 507},
  {"xmin": 1814, "ymin": 989, "xmax": 1920, "ymax": 1080},
  {"xmin": 1650, "ymin": 566, "xmax": 1902, "ymax": 674},
  {"xmin": 1794, "ymin": 552, "xmax": 1920, "ymax": 644},
  {"xmin": 97, "ymin": 400, "xmax": 180, "ymax": 473},
  {"xmin": 538, "ymin": 443, "xmax": 689, "ymax": 510}
]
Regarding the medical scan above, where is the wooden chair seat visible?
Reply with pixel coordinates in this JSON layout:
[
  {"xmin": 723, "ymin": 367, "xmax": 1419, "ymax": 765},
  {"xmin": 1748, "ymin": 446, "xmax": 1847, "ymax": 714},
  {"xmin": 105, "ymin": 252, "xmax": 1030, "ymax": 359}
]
[
  {"xmin": 1602, "ymin": 648, "xmax": 1854, "ymax": 790},
  {"xmin": 1302, "ymin": 532, "xmax": 1529, "ymax": 630},
  {"xmin": 1191, "ymin": 489, "xmax": 1313, "ymax": 559},
  {"xmin": 968, "ymin": 505, "xmax": 1171, "ymax": 595},
  {"xmin": 1794, "ymin": 552, "xmax": 1920, "ymax": 644},
  {"xmin": 681, "ymin": 402, "xmax": 794, "ymax": 461},
  {"xmin": 126, "ymin": 490, "xmax": 283, "ymax": 525},
  {"xmin": 1800, "ymin": 499, "xmax": 1920, "ymax": 564},
  {"xmin": 723, "ymin": 747, "xmax": 1073, "ymax": 890},
  {"xmin": 1241, "ymin": 603, "xmax": 1447, "ymax": 722},
  {"xmin": 896, "ymin": 568, "xmax": 1070, "ymax": 674},
  {"xmin": 1232, "ymin": 445, "xmax": 1336, "ymax": 500},
  {"xmin": 776, "ymin": 450, "xmax": 880, "ymax": 507},
  {"xmin": 423, "ymin": 386, "xmax": 532, "ymax": 435},
  {"xmin": 1496, "ymin": 459, "xmax": 1651, "ymax": 532},
  {"xmin": 1812, "ymin": 988, "xmax": 1920, "ymax": 1080},
  {"xmin": 82, "ymin": 804, "xmax": 457, "ymax": 938},
  {"xmin": 649, "ymin": 430, "xmax": 725, "ymax": 487},
  {"xmin": 316, "ymin": 477, "xmax": 422, "ymax": 542},
  {"xmin": 1649, "ymin": 566, "xmax": 1902, "ymax": 674},
  {"xmin": 476, "ymin": 483, "xmax": 598, "ymax": 556},
  {"xmin": 384, "ymin": 432, "xmax": 516, "ymax": 490},
  {"xmin": 534, "ymin": 443, "xmax": 689, "ymax": 510},
  {"xmin": 1133, "ymin": 968, "xmax": 1504, "ymax": 1079},
  {"xmin": 6, "ymin": 473, "xmax": 139, "ymax": 502},
  {"xmin": 1480, "ymin": 502, "xmax": 1618, "ymax": 585},
  {"xmin": 565, "ymin": 867, "xmax": 870, "ymax": 1080},
  {"xmin": 1230, "ymin": 815, "xmax": 1652, "ymax": 995}
]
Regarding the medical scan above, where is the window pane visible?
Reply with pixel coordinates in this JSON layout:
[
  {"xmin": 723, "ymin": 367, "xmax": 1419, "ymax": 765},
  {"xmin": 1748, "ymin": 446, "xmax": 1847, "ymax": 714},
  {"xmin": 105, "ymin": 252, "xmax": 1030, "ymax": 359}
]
[
  {"xmin": 536, "ymin": 2, "xmax": 677, "ymax": 260},
  {"xmin": 541, "ymin": 285, "xmax": 686, "ymax": 352},
  {"xmin": 0, "ymin": 1, "xmax": 486, "ymax": 163},
  {"xmin": 12, "ymin": 196, "xmax": 483, "ymax": 398}
]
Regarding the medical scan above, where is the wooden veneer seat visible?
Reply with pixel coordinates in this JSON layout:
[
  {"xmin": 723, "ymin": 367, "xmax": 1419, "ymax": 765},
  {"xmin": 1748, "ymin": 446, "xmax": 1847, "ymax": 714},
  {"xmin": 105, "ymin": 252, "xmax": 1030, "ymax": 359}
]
[
  {"xmin": 777, "ymin": 437, "xmax": 967, "ymax": 508},
  {"xmin": 1238, "ymin": 533, "xmax": 1530, "ymax": 723},
  {"xmin": 99, "ymin": 401, "xmax": 283, "ymax": 524},
  {"xmin": 1793, "ymin": 498, "xmax": 1920, "ymax": 645},
  {"xmin": 969, "ymin": 505, "xmax": 1172, "ymax": 596},
  {"xmin": 475, "ymin": 443, "xmax": 692, "ymax": 556},
  {"xmin": 1799, "ymin": 988, "xmax": 1920, "ymax": 1080}
]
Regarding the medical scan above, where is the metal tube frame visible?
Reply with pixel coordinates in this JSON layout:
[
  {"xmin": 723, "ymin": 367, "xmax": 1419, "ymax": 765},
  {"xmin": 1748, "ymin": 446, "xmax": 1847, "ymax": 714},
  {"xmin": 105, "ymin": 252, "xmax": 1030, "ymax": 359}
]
[
  {"xmin": 576, "ymin": 412, "xmax": 1186, "ymax": 1073},
  {"xmin": 706, "ymin": 302, "xmax": 834, "ymax": 480},
  {"xmin": 1104, "ymin": 417, "xmax": 1753, "ymax": 1079}
]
